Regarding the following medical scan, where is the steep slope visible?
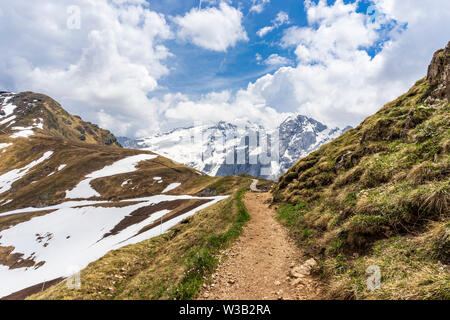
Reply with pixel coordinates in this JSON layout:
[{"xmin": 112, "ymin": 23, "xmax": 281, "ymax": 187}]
[
  {"xmin": 119, "ymin": 116, "xmax": 349, "ymax": 180},
  {"xmin": 273, "ymin": 43, "xmax": 450, "ymax": 299},
  {"xmin": 0, "ymin": 92, "xmax": 119, "ymax": 146},
  {"xmin": 0, "ymin": 93, "xmax": 259, "ymax": 299}
]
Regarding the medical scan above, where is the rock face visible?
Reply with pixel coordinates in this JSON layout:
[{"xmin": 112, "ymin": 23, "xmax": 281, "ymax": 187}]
[
  {"xmin": 278, "ymin": 115, "xmax": 352, "ymax": 176},
  {"xmin": 119, "ymin": 116, "xmax": 350, "ymax": 180},
  {"xmin": 427, "ymin": 41, "xmax": 450, "ymax": 101}
]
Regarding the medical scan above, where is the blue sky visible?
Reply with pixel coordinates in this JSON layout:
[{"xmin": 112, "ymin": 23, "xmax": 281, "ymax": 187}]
[
  {"xmin": 0, "ymin": 0, "xmax": 449, "ymax": 137},
  {"xmin": 154, "ymin": 0, "xmax": 305, "ymax": 96},
  {"xmin": 152, "ymin": 0, "xmax": 387, "ymax": 97}
]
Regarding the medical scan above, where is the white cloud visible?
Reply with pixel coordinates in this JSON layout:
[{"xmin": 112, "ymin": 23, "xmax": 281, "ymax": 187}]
[
  {"xmin": 173, "ymin": 2, "xmax": 248, "ymax": 52},
  {"xmin": 0, "ymin": 0, "xmax": 173, "ymax": 137},
  {"xmin": 257, "ymin": 11, "xmax": 290, "ymax": 37},
  {"xmin": 370, "ymin": 0, "xmax": 450, "ymax": 84},
  {"xmin": 274, "ymin": 11, "xmax": 290, "ymax": 25},
  {"xmin": 268, "ymin": 0, "xmax": 450, "ymax": 127},
  {"xmin": 250, "ymin": 0, "xmax": 271, "ymax": 14},
  {"xmin": 263, "ymin": 54, "xmax": 292, "ymax": 66},
  {"xmin": 257, "ymin": 26, "xmax": 275, "ymax": 38},
  {"xmin": 157, "ymin": 89, "xmax": 289, "ymax": 130}
]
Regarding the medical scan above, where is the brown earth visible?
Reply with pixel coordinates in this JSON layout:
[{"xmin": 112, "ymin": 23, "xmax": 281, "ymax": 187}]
[
  {"xmin": 199, "ymin": 192, "xmax": 320, "ymax": 300},
  {"xmin": 1, "ymin": 277, "xmax": 64, "ymax": 300}
]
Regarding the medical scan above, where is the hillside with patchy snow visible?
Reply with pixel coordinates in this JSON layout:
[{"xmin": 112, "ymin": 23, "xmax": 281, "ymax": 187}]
[{"xmin": 0, "ymin": 92, "xmax": 257, "ymax": 299}]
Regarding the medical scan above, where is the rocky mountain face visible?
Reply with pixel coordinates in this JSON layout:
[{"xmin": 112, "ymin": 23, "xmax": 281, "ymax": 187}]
[
  {"xmin": 273, "ymin": 42, "xmax": 449, "ymax": 300},
  {"xmin": 278, "ymin": 115, "xmax": 352, "ymax": 176},
  {"xmin": 119, "ymin": 116, "xmax": 350, "ymax": 180}
]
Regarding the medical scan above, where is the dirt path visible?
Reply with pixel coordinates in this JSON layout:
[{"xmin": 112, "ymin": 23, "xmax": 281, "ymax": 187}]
[{"xmin": 199, "ymin": 192, "xmax": 319, "ymax": 300}]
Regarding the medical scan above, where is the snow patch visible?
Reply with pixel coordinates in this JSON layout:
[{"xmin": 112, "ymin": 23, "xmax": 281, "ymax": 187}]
[
  {"xmin": 0, "ymin": 103, "xmax": 17, "ymax": 119},
  {"xmin": 0, "ymin": 115, "xmax": 16, "ymax": 125},
  {"xmin": 0, "ymin": 151, "xmax": 54, "ymax": 195},
  {"xmin": 10, "ymin": 126, "xmax": 35, "ymax": 139},
  {"xmin": 66, "ymin": 154, "xmax": 157, "ymax": 199},
  {"xmin": 121, "ymin": 179, "xmax": 131, "ymax": 187},
  {"xmin": 9, "ymin": 119, "xmax": 44, "ymax": 139},
  {"xmin": 1, "ymin": 199, "xmax": 12, "ymax": 206},
  {"xmin": 0, "ymin": 143, "xmax": 12, "ymax": 151},
  {"xmin": 162, "ymin": 183, "xmax": 181, "ymax": 193}
]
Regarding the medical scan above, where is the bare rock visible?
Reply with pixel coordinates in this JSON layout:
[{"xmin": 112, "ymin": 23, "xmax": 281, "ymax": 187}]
[
  {"xmin": 290, "ymin": 258, "xmax": 317, "ymax": 278},
  {"xmin": 427, "ymin": 41, "xmax": 450, "ymax": 101}
]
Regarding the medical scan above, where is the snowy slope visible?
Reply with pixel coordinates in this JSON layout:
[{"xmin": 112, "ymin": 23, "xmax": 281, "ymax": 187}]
[
  {"xmin": 0, "ymin": 151, "xmax": 54, "ymax": 195},
  {"xmin": 0, "ymin": 194, "xmax": 226, "ymax": 298},
  {"xmin": 0, "ymin": 149, "xmax": 227, "ymax": 297}
]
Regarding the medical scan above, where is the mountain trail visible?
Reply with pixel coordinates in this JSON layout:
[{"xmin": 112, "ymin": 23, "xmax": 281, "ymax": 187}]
[{"xmin": 199, "ymin": 192, "xmax": 320, "ymax": 300}]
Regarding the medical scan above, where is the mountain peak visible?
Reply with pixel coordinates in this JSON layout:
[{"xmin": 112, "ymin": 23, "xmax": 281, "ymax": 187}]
[
  {"xmin": 0, "ymin": 92, "xmax": 120, "ymax": 147},
  {"xmin": 281, "ymin": 114, "xmax": 328, "ymax": 134}
]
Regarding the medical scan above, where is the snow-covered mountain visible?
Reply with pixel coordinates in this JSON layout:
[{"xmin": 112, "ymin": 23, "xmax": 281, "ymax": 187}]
[{"xmin": 119, "ymin": 116, "xmax": 352, "ymax": 180}]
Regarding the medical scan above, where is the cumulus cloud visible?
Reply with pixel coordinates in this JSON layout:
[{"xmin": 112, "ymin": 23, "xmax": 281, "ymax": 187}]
[
  {"xmin": 269, "ymin": 0, "xmax": 450, "ymax": 127},
  {"xmin": 371, "ymin": 0, "xmax": 450, "ymax": 84},
  {"xmin": 263, "ymin": 54, "xmax": 292, "ymax": 66},
  {"xmin": 173, "ymin": 2, "xmax": 248, "ymax": 52},
  {"xmin": 0, "ymin": 0, "xmax": 173, "ymax": 137},
  {"xmin": 158, "ymin": 89, "xmax": 290, "ymax": 130}
]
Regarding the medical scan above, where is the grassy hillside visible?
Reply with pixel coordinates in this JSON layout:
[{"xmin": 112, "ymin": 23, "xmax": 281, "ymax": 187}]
[
  {"xmin": 29, "ymin": 190, "xmax": 249, "ymax": 300},
  {"xmin": 273, "ymin": 46, "xmax": 449, "ymax": 299}
]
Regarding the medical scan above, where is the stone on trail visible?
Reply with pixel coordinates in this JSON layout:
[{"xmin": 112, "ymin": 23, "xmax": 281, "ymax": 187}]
[{"xmin": 290, "ymin": 258, "xmax": 317, "ymax": 278}]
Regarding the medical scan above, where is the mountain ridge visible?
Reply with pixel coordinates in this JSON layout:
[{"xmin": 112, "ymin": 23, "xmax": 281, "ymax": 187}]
[
  {"xmin": 118, "ymin": 115, "xmax": 351, "ymax": 180},
  {"xmin": 1, "ymin": 91, "xmax": 120, "ymax": 147}
]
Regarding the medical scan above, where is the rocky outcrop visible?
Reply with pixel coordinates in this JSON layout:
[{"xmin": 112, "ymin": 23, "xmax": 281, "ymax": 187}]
[{"xmin": 427, "ymin": 41, "xmax": 450, "ymax": 101}]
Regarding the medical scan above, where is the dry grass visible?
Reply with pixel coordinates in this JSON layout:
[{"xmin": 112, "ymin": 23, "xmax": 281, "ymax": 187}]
[{"xmin": 322, "ymin": 222, "xmax": 450, "ymax": 300}]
